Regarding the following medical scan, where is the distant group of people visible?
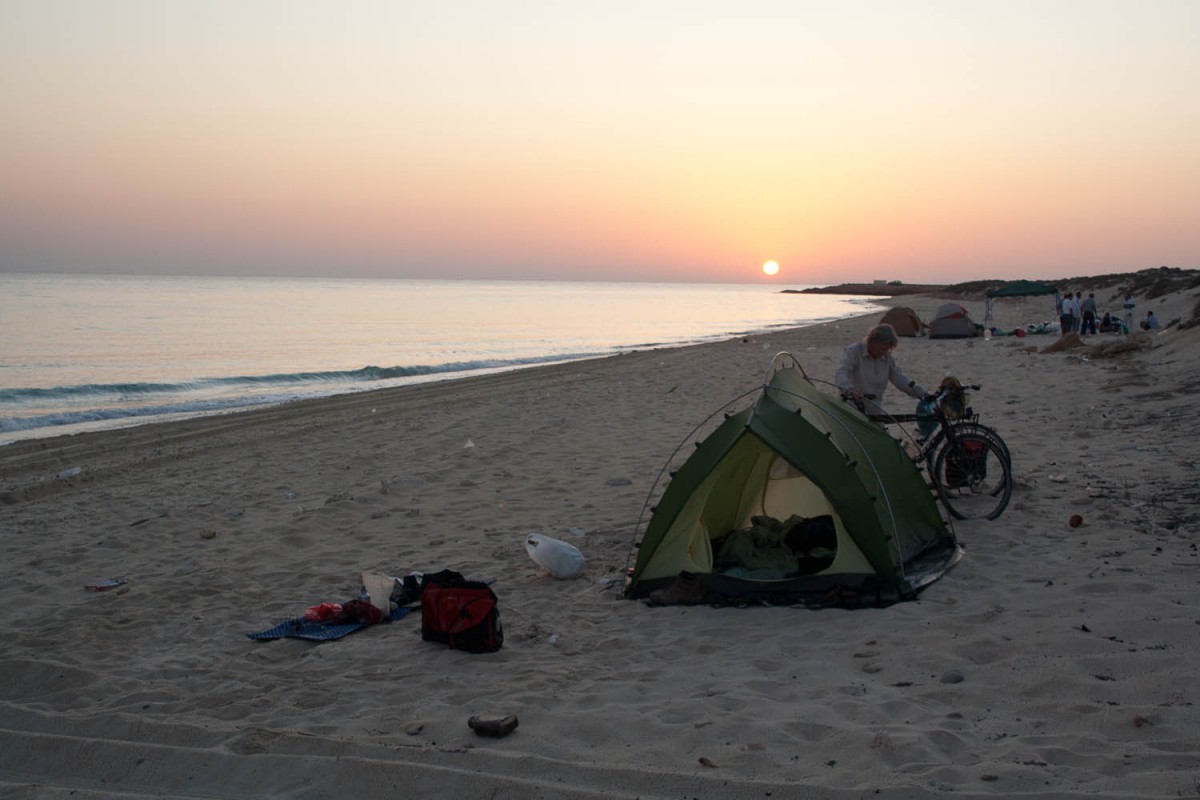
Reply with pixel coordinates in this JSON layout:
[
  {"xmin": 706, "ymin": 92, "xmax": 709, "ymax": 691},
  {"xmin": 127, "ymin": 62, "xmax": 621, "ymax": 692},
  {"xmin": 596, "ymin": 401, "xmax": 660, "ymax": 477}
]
[
  {"xmin": 835, "ymin": 298, "xmax": 1162, "ymax": 419},
  {"xmin": 1057, "ymin": 290, "xmax": 1154, "ymax": 335},
  {"xmin": 1058, "ymin": 291, "xmax": 1100, "ymax": 334}
]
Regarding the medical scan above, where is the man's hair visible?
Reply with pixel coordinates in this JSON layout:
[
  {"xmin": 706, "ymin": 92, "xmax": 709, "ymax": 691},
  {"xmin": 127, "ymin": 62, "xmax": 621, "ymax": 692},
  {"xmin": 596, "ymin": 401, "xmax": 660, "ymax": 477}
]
[{"xmin": 866, "ymin": 324, "xmax": 899, "ymax": 347}]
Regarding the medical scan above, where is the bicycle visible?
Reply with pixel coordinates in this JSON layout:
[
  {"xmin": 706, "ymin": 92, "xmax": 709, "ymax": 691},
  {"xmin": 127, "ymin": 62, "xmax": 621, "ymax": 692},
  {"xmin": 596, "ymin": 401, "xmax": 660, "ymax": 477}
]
[{"xmin": 853, "ymin": 380, "xmax": 1013, "ymax": 521}]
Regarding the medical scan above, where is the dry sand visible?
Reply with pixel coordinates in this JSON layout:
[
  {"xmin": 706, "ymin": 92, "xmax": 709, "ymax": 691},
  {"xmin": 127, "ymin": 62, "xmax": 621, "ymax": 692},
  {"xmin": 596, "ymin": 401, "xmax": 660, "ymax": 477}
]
[{"xmin": 2, "ymin": 282, "xmax": 1198, "ymax": 798}]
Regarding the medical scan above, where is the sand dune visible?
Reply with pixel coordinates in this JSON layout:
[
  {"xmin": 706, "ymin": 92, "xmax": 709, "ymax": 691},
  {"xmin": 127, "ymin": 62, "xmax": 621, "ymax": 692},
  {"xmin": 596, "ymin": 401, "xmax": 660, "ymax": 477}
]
[{"xmin": 2, "ymin": 279, "xmax": 1198, "ymax": 798}]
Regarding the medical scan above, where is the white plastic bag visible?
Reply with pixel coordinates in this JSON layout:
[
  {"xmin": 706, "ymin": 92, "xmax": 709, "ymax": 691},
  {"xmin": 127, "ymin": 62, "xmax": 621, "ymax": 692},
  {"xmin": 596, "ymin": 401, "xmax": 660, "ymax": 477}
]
[{"xmin": 525, "ymin": 533, "xmax": 586, "ymax": 579}]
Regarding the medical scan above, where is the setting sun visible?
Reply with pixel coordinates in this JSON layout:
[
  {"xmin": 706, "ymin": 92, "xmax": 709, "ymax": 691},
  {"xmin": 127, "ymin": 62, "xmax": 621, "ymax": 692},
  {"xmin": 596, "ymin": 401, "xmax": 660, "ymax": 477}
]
[{"xmin": 762, "ymin": 260, "xmax": 780, "ymax": 276}]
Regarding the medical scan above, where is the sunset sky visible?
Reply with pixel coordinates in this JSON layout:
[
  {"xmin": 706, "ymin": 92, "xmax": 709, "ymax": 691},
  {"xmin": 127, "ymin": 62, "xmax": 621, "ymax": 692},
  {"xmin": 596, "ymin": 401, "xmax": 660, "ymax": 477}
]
[{"xmin": 2, "ymin": 2, "xmax": 1197, "ymax": 284}]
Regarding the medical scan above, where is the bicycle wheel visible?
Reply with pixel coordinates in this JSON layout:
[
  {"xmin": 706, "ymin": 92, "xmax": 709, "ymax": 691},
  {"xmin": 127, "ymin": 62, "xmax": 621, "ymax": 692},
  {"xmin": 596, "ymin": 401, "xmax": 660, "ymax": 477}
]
[
  {"xmin": 927, "ymin": 422, "xmax": 1011, "ymax": 468},
  {"xmin": 931, "ymin": 432, "xmax": 1012, "ymax": 520}
]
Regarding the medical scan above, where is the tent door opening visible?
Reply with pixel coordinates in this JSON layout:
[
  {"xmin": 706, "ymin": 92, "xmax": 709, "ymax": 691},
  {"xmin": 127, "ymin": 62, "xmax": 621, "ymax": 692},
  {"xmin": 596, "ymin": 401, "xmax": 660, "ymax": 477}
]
[{"xmin": 670, "ymin": 438, "xmax": 874, "ymax": 583}]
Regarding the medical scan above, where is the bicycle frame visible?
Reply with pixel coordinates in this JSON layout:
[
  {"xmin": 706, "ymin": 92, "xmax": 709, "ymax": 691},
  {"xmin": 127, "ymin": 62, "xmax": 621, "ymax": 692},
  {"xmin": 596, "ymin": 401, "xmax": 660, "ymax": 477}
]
[{"xmin": 864, "ymin": 386, "xmax": 1012, "ymax": 521}]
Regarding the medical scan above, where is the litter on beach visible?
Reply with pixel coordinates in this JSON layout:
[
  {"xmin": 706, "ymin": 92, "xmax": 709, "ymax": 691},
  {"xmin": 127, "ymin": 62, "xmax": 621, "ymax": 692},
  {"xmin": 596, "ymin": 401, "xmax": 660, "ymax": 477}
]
[{"xmin": 85, "ymin": 578, "xmax": 127, "ymax": 591}]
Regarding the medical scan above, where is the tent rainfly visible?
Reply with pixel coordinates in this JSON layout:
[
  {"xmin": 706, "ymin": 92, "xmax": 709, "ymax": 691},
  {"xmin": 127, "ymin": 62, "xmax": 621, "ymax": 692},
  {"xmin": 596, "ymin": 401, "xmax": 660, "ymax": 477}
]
[
  {"xmin": 625, "ymin": 358, "xmax": 962, "ymax": 608},
  {"xmin": 928, "ymin": 303, "xmax": 982, "ymax": 339},
  {"xmin": 879, "ymin": 306, "xmax": 924, "ymax": 336}
]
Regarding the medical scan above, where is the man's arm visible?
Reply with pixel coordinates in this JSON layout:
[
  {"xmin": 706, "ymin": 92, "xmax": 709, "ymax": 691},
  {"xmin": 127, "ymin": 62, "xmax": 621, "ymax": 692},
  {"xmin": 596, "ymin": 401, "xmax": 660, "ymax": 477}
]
[
  {"xmin": 889, "ymin": 358, "xmax": 925, "ymax": 399},
  {"xmin": 834, "ymin": 345, "xmax": 858, "ymax": 395}
]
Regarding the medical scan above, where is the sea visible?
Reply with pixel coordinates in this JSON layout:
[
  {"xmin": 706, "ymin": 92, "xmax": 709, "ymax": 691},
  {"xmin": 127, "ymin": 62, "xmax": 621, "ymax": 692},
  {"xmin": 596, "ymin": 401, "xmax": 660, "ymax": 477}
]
[{"xmin": 0, "ymin": 273, "xmax": 882, "ymax": 444}]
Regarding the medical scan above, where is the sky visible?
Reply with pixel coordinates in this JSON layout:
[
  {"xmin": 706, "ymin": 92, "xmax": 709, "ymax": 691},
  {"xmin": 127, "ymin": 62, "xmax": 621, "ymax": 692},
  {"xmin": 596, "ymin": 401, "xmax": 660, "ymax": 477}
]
[{"xmin": 2, "ymin": 1, "xmax": 1198, "ymax": 285}]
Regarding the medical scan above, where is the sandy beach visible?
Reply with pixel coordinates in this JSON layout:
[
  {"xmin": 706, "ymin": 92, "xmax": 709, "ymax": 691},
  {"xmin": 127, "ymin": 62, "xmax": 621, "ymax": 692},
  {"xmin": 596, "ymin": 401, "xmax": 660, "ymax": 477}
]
[{"xmin": 2, "ymin": 275, "xmax": 1198, "ymax": 799}]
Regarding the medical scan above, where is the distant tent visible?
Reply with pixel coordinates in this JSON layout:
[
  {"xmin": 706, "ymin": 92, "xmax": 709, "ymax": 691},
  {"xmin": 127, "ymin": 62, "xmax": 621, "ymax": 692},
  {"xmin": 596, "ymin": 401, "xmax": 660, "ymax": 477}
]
[
  {"xmin": 985, "ymin": 281, "xmax": 1060, "ymax": 325},
  {"xmin": 928, "ymin": 302, "xmax": 981, "ymax": 339},
  {"xmin": 625, "ymin": 357, "xmax": 962, "ymax": 608},
  {"xmin": 879, "ymin": 306, "xmax": 924, "ymax": 337}
]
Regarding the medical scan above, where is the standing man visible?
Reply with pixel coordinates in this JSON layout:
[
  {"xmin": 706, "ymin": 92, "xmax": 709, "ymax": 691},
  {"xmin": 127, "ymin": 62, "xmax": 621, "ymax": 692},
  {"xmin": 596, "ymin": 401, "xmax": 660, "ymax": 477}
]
[
  {"xmin": 835, "ymin": 323, "xmax": 927, "ymax": 416},
  {"xmin": 1122, "ymin": 293, "xmax": 1136, "ymax": 334},
  {"xmin": 1080, "ymin": 292, "xmax": 1098, "ymax": 335},
  {"xmin": 1059, "ymin": 292, "xmax": 1077, "ymax": 336}
]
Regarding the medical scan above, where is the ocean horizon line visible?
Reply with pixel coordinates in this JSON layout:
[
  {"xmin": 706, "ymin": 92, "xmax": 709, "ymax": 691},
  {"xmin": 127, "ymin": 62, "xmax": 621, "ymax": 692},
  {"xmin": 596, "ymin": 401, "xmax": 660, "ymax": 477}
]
[{"xmin": 1, "ymin": 269, "xmax": 838, "ymax": 290}]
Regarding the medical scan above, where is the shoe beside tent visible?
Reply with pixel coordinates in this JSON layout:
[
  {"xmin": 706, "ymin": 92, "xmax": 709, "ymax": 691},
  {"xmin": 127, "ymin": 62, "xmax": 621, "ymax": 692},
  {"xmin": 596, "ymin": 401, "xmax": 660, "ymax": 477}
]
[
  {"xmin": 625, "ymin": 358, "xmax": 962, "ymax": 607},
  {"xmin": 928, "ymin": 302, "xmax": 982, "ymax": 339},
  {"xmin": 879, "ymin": 306, "xmax": 924, "ymax": 336}
]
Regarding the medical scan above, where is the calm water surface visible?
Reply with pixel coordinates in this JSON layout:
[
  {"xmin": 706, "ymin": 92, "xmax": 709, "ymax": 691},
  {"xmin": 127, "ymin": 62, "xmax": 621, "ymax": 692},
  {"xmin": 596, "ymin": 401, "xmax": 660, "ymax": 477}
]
[{"xmin": 1, "ymin": 274, "xmax": 881, "ymax": 442}]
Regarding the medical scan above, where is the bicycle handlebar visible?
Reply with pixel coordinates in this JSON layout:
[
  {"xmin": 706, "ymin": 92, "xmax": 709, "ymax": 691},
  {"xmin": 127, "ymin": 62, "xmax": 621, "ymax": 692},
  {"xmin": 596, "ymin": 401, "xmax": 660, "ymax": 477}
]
[{"xmin": 842, "ymin": 383, "xmax": 982, "ymax": 414}]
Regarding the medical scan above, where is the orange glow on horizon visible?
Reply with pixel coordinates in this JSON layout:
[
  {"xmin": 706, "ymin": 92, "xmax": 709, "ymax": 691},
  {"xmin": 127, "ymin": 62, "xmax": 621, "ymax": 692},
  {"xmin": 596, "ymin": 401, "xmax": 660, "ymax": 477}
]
[{"xmin": 2, "ymin": 4, "xmax": 1197, "ymax": 284}]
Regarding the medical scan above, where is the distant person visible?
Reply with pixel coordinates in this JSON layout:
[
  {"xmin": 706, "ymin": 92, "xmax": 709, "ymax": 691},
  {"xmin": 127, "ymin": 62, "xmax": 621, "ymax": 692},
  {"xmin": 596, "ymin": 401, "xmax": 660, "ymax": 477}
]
[
  {"xmin": 835, "ymin": 323, "xmax": 927, "ymax": 416},
  {"xmin": 1141, "ymin": 310, "xmax": 1160, "ymax": 331},
  {"xmin": 1059, "ymin": 292, "xmax": 1077, "ymax": 336},
  {"xmin": 1074, "ymin": 292, "xmax": 1084, "ymax": 332},
  {"xmin": 1122, "ymin": 293, "xmax": 1136, "ymax": 334},
  {"xmin": 1079, "ymin": 292, "xmax": 1098, "ymax": 335}
]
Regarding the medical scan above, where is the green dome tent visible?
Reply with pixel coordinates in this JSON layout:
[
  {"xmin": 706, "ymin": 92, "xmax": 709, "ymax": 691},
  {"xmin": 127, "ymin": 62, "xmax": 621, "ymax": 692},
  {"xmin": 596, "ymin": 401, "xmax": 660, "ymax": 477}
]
[{"xmin": 625, "ymin": 357, "xmax": 962, "ymax": 607}]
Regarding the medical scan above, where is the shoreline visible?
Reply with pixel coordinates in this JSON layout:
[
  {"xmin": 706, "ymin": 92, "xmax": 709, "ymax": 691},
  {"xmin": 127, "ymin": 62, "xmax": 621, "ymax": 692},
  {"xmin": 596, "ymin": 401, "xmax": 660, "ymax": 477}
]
[
  {"xmin": 4, "ymin": 297, "xmax": 892, "ymax": 450},
  {"xmin": 3, "ymin": 281, "xmax": 1199, "ymax": 797},
  {"xmin": 0, "ymin": 281, "xmax": 887, "ymax": 447}
]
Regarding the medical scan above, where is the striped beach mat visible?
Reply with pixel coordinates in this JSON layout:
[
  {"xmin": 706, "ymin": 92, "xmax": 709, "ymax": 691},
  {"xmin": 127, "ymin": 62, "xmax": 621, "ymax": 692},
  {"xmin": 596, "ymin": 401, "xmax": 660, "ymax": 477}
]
[{"xmin": 247, "ymin": 605, "xmax": 410, "ymax": 642}]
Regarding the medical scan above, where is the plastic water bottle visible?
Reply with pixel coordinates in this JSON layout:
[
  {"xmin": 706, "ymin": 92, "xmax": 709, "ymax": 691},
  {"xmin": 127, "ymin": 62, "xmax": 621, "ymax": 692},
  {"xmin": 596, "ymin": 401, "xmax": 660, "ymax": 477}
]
[{"xmin": 984, "ymin": 327, "xmax": 992, "ymax": 341}]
